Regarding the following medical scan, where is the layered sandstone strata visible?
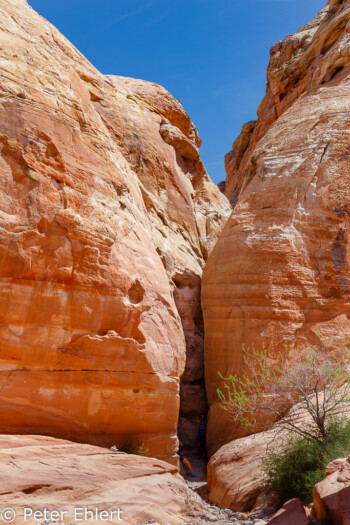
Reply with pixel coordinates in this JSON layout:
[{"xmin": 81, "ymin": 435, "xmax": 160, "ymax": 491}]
[
  {"xmin": 0, "ymin": 0, "xmax": 230, "ymax": 460},
  {"xmin": 0, "ymin": 434, "xmax": 207, "ymax": 525},
  {"xmin": 203, "ymin": 0, "xmax": 350, "ymax": 454}
]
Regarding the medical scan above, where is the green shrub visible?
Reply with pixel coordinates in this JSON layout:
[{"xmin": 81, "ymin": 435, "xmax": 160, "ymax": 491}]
[
  {"xmin": 217, "ymin": 342, "xmax": 350, "ymax": 442},
  {"xmin": 263, "ymin": 418, "xmax": 350, "ymax": 505},
  {"xmin": 121, "ymin": 438, "xmax": 150, "ymax": 457}
]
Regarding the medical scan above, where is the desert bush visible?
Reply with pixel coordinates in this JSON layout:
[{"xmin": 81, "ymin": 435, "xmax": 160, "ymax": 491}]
[
  {"xmin": 121, "ymin": 438, "xmax": 150, "ymax": 457},
  {"xmin": 217, "ymin": 340, "xmax": 350, "ymax": 442},
  {"xmin": 263, "ymin": 418, "xmax": 350, "ymax": 504}
]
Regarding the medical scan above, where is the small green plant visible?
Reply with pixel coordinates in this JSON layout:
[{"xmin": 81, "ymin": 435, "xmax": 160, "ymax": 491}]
[
  {"xmin": 122, "ymin": 438, "xmax": 150, "ymax": 457},
  {"xmin": 263, "ymin": 418, "xmax": 350, "ymax": 504}
]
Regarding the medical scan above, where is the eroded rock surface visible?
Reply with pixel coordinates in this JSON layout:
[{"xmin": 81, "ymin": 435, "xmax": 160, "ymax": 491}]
[
  {"xmin": 0, "ymin": 0, "xmax": 230, "ymax": 460},
  {"xmin": 313, "ymin": 455, "xmax": 350, "ymax": 525},
  {"xmin": 0, "ymin": 434, "xmax": 207, "ymax": 525},
  {"xmin": 266, "ymin": 499, "xmax": 310, "ymax": 525},
  {"xmin": 208, "ymin": 430, "xmax": 276, "ymax": 513},
  {"xmin": 202, "ymin": 0, "xmax": 350, "ymax": 454}
]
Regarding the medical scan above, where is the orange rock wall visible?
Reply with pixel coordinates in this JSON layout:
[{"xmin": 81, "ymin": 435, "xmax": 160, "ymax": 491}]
[
  {"xmin": 0, "ymin": 0, "xmax": 230, "ymax": 461},
  {"xmin": 203, "ymin": 0, "xmax": 350, "ymax": 454}
]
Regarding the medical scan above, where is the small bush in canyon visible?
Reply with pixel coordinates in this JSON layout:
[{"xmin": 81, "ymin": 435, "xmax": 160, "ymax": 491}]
[
  {"xmin": 217, "ymin": 337, "xmax": 350, "ymax": 504},
  {"xmin": 121, "ymin": 438, "xmax": 150, "ymax": 457},
  {"xmin": 263, "ymin": 418, "xmax": 350, "ymax": 504},
  {"xmin": 217, "ymin": 338, "xmax": 350, "ymax": 442}
]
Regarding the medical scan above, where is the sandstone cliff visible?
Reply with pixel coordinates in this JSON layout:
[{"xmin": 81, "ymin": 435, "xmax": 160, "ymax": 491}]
[
  {"xmin": 202, "ymin": 0, "xmax": 350, "ymax": 455},
  {"xmin": 0, "ymin": 0, "xmax": 230, "ymax": 461}
]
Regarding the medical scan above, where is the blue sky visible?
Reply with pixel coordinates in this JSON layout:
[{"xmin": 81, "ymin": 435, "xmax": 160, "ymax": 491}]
[{"xmin": 29, "ymin": 0, "xmax": 325, "ymax": 184}]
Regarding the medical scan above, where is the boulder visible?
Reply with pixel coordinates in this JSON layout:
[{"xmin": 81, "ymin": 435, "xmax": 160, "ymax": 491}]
[
  {"xmin": 207, "ymin": 429, "xmax": 278, "ymax": 512},
  {"xmin": 313, "ymin": 455, "xmax": 350, "ymax": 524},
  {"xmin": 266, "ymin": 499, "xmax": 309, "ymax": 525},
  {"xmin": 326, "ymin": 457, "xmax": 348, "ymax": 476},
  {"xmin": 0, "ymin": 434, "xmax": 207, "ymax": 525}
]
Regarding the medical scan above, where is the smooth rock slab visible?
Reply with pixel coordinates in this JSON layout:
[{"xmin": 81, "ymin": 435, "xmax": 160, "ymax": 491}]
[{"xmin": 0, "ymin": 434, "xmax": 207, "ymax": 525}]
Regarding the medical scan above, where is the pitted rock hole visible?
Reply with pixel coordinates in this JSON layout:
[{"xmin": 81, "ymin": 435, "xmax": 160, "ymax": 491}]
[{"xmin": 128, "ymin": 280, "xmax": 145, "ymax": 304}]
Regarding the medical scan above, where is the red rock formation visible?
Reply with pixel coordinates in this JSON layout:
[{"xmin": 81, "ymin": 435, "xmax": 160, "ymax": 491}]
[
  {"xmin": 207, "ymin": 429, "xmax": 277, "ymax": 512},
  {"xmin": 0, "ymin": 0, "xmax": 230, "ymax": 461},
  {"xmin": 202, "ymin": 0, "xmax": 350, "ymax": 454},
  {"xmin": 225, "ymin": 120, "xmax": 256, "ymax": 206},
  {"xmin": 313, "ymin": 455, "xmax": 350, "ymax": 525},
  {"xmin": 267, "ymin": 499, "xmax": 310, "ymax": 525},
  {"xmin": 261, "ymin": 455, "xmax": 350, "ymax": 524},
  {"xmin": 0, "ymin": 434, "xmax": 207, "ymax": 525}
]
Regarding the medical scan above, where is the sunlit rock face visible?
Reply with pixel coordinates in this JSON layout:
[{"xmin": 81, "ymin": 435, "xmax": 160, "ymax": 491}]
[
  {"xmin": 203, "ymin": 0, "xmax": 350, "ymax": 455},
  {"xmin": 0, "ymin": 435, "xmax": 207, "ymax": 525},
  {"xmin": 0, "ymin": 0, "xmax": 230, "ymax": 461},
  {"xmin": 313, "ymin": 455, "xmax": 350, "ymax": 524}
]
